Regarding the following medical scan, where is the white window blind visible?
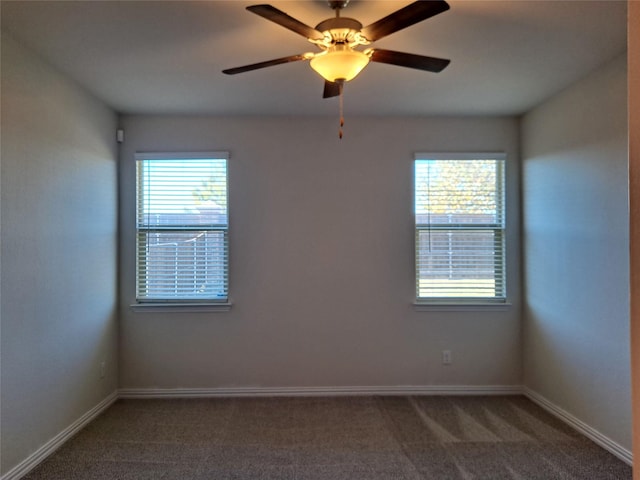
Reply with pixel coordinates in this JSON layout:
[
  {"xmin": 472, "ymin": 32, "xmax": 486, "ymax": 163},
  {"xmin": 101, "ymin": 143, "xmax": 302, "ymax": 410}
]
[
  {"xmin": 414, "ymin": 153, "xmax": 506, "ymax": 302},
  {"xmin": 135, "ymin": 152, "xmax": 228, "ymax": 302}
]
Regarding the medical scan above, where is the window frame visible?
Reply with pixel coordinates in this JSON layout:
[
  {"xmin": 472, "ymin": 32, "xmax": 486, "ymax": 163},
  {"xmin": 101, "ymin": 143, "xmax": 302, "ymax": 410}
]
[
  {"xmin": 133, "ymin": 151, "xmax": 230, "ymax": 309},
  {"xmin": 413, "ymin": 152, "xmax": 507, "ymax": 307}
]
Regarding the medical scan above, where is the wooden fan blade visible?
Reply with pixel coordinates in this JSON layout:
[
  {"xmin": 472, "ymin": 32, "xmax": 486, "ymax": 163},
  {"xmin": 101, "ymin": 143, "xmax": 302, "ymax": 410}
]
[
  {"xmin": 223, "ymin": 54, "xmax": 308, "ymax": 75},
  {"xmin": 361, "ymin": 1, "xmax": 449, "ymax": 42},
  {"xmin": 323, "ymin": 80, "xmax": 342, "ymax": 98},
  {"xmin": 370, "ymin": 49, "xmax": 450, "ymax": 72},
  {"xmin": 247, "ymin": 4, "xmax": 325, "ymax": 41}
]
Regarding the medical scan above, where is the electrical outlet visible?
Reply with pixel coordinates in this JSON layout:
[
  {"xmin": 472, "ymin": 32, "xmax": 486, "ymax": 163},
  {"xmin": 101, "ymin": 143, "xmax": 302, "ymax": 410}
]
[
  {"xmin": 442, "ymin": 350, "xmax": 452, "ymax": 365},
  {"xmin": 100, "ymin": 361, "xmax": 106, "ymax": 379}
]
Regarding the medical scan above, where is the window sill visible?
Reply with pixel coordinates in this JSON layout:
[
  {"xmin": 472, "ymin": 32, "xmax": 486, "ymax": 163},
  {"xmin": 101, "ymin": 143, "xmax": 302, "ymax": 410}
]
[
  {"xmin": 413, "ymin": 302, "xmax": 512, "ymax": 312},
  {"xmin": 130, "ymin": 302, "xmax": 232, "ymax": 313}
]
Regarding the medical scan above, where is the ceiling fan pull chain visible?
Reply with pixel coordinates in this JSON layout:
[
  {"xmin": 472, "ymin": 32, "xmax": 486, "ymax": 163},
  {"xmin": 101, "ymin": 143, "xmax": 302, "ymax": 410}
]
[{"xmin": 339, "ymin": 82, "xmax": 344, "ymax": 139}]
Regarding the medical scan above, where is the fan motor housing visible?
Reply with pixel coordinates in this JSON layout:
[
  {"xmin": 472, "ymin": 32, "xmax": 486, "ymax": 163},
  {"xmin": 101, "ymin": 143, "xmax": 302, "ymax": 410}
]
[{"xmin": 315, "ymin": 17, "xmax": 363, "ymax": 43}]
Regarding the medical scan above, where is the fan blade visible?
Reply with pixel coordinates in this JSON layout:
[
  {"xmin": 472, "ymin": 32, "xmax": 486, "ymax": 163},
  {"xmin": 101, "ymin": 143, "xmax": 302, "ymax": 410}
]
[
  {"xmin": 323, "ymin": 80, "xmax": 342, "ymax": 98},
  {"xmin": 247, "ymin": 4, "xmax": 325, "ymax": 41},
  {"xmin": 361, "ymin": 1, "xmax": 449, "ymax": 42},
  {"xmin": 223, "ymin": 54, "xmax": 308, "ymax": 75},
  {"xmin": 370, "ymin": 49, "xmax": 450, "ymax": 72}
]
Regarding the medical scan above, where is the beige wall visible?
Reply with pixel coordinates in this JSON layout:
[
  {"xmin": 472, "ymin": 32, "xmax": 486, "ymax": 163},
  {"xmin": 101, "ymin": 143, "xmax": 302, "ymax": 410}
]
[
  {"xmin": 0, "ymin": 34, "xmax": 119, "ymax": 476},
  {"xmin": 118, "ymin": 115, "xmax": 521, "ymax": 391},
  {"xmin": 522, "ymin": 53, "xmax": 630, "ymax": 452},
  {"xmin": 629, "ymin": 0, "xmax": 640, "ymax": 476}
]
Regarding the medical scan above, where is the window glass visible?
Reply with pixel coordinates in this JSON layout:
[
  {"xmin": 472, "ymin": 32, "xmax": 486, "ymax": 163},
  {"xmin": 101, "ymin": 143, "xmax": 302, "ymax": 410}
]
[
  {"xmin": 415, "ymin": 154, "xmax": 506, "ymax": 302},
  {"xmin": 136, "ymin": 153, "xmax": 228, "ymax": 302}
]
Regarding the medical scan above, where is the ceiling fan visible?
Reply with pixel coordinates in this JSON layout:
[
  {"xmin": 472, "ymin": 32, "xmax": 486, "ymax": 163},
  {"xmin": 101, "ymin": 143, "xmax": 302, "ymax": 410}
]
[{"xmin": 222, "ymin": 0, "xmax": 451, "ymax": 99}]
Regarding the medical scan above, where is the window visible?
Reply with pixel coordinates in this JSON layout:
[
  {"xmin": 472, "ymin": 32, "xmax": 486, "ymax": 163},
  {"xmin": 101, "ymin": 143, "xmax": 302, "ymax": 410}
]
[
  {"xmin": 135, "ymin": 152, "xmax": 228, "ymax": 303},
  {"xmin": 414, "ymin": 153, "xmax": 506, "ymax": 303}
]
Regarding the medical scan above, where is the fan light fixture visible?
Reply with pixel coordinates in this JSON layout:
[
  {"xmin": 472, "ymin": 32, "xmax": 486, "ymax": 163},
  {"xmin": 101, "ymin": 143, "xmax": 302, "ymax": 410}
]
[
  {"xmin": 309, "ymin": 46, "xmax": 370, "ymax": 82},
  {"xmin": 223, "ymin": 0, "xmax": 452, "ymax": 137}
]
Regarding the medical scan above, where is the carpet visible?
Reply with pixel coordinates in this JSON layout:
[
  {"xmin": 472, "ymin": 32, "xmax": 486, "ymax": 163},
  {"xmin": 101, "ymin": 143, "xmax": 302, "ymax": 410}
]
[{"xmin": 22, "ymin": 395, "xmax": 632, "ymax": 479}]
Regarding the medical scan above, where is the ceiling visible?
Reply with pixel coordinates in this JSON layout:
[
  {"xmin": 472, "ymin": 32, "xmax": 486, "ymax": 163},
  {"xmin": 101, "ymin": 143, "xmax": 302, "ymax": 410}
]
[{"xmin": 1, "ymin": 0, "xmax": 628, "ymax": 117}]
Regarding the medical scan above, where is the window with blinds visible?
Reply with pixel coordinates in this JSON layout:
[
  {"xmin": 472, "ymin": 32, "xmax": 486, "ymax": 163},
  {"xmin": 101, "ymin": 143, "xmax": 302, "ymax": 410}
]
[
  {"xmin": 135, "ymin": 152, "xmax": 228, "ymax": 302},
  {"xmin": 414, "ymin": 153, "xmax": 506, "ymax": 302}
]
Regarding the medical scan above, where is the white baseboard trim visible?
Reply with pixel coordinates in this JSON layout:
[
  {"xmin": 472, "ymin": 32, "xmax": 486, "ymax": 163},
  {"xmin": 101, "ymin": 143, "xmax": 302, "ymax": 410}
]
[
  {"xmin": 522, "ymin": 386, "xmax": 632, "ymax": 466},
  {"xmin": 118, "ymin": 384, "xmax": 523, "ymax": 398},
  {"xmin": 1, "ymin": 391, "xmax": 118, "ymax": 480}
]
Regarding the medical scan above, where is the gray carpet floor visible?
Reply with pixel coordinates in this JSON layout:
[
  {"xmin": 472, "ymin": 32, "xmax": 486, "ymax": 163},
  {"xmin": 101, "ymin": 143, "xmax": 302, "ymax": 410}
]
[{"xmin": 23, "ymin": 395, "xmax": 632, "ymax": 479}]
